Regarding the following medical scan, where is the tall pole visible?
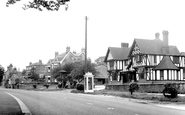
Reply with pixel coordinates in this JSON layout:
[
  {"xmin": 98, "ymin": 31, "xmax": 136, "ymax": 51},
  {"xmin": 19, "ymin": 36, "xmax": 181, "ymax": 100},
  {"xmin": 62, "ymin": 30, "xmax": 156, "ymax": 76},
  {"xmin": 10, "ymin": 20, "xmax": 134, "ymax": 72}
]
[{"xmin": 85, "ymin": 16, "xmax": 88, "ymax": 73}]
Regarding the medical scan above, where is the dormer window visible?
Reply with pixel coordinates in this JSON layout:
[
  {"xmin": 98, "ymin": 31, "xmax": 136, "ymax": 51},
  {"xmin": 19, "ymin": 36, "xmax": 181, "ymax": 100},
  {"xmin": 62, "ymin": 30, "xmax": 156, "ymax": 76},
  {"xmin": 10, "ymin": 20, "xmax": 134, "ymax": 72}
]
[{"xmin": 173, "ymin": 56, "xmax": 179, "ymax": 64}]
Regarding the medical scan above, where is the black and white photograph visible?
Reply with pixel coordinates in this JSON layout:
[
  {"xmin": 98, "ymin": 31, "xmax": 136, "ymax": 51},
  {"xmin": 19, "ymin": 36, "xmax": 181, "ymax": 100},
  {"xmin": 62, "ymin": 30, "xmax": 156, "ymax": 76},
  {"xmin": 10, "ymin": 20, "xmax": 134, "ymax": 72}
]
[{"xmin": 0, "ymin": 0, "xmax": 185, "ymax": 115}]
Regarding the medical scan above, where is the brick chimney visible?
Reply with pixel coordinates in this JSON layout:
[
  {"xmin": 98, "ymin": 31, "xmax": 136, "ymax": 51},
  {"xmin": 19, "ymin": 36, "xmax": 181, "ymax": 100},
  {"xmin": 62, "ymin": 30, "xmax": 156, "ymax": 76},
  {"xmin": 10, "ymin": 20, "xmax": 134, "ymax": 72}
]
[
  {"xmin": 162, "ymin": 30, "xmax": 169, "ymax": 46},
  {"xmin": 55, "ymin": 52, "xmax": 59, "ymax": 57},
  {"xmin": 66, "ymin": 46, "xmax": 70, "ymax": 54},
  {"xmin": 121, "ymin": 43, "xmax": 129, "ymax": 48},
  {"xmin": 155, "ymin": 32, "xmax": 160, "ymax": 39}
]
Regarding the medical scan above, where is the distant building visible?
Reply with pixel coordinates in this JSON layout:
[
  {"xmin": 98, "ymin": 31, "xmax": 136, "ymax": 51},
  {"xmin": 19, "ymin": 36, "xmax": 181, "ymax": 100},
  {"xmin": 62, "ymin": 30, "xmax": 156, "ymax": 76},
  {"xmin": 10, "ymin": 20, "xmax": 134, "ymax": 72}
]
[
  {"xmin": 46, "ymin": 46, "xmax": 85, "ymax": 82},
  {"xmin": 26, "ymin": 60, "xmax": 46, "ymax": 79}
]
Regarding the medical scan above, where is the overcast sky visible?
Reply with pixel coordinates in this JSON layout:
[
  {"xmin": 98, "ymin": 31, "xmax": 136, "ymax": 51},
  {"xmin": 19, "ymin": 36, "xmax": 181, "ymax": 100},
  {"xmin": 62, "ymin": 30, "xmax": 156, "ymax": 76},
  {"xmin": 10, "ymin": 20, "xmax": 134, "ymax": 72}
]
[{"xmin": 0, "ymin": 0, "xmax": 185, "ymax": 71}]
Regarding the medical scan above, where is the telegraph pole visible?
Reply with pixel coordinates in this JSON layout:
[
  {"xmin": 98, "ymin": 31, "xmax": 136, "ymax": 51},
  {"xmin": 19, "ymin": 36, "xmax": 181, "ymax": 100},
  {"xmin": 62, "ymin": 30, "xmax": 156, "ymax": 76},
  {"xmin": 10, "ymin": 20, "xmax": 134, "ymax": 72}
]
[{"xmin": 85, "ymin": 16, "xmax": 88, "ymax": 73}]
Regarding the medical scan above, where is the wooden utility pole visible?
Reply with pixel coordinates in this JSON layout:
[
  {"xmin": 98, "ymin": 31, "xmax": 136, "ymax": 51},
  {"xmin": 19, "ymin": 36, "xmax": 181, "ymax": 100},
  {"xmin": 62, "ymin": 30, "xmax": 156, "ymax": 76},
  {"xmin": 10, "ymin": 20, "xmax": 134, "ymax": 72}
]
[{"xmin": 85, "ymin": 16, "xmax": 88, "ymax": 73}]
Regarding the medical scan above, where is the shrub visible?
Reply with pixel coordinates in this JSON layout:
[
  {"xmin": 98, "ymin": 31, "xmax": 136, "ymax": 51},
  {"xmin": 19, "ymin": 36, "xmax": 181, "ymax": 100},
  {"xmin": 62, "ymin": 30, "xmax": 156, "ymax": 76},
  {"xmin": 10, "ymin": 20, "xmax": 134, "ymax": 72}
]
[
  {"xmin": 129, "ymin": 82, "xmax": 139, "ymax": 95},
  {"xmin": 33, "ymin": 84, "xmax": 37, "ymax": 89},
  {"xmin": 163, "ymin": 83, "xmax": 179, "ymax": 98},
  {"xmin": 43, "ymin": 84, "xmax": 49, "ymax": 89},
  {"xmin": 76, "ymin": 83, "xmax": 84, "ymax": 91}
]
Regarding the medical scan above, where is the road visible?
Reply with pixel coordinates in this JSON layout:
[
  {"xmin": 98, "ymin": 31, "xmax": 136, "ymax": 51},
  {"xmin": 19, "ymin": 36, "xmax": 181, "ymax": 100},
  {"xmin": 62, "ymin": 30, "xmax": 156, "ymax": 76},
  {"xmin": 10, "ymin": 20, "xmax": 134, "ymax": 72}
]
[{"xmin": 0, "ymin": 88, "xmax": 185, "ymax": 115}]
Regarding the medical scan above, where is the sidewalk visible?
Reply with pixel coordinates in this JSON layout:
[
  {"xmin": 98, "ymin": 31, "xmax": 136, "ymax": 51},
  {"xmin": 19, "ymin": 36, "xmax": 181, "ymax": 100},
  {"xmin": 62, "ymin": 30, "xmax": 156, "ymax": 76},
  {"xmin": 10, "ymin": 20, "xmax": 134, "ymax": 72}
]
[{"xmin": 0, "ymin": 91, "xmax": 22, "ymax": 114}]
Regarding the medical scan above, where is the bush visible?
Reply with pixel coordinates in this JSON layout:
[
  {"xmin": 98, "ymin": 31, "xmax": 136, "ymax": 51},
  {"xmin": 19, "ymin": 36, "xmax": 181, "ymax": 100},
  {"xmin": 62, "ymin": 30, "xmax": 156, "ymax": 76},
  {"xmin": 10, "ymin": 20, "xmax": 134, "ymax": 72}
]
[
  {"xmin": 129, "ymin": 82, "xmax": 139, "ymax": 95},
  {"xmin": 43, "ymin": 84, "xmax": 49, "ymax": 89},
  {"xmin": 76, "ymin": 83, "xmax": 84, "ymax": 91},
  {"xmin": 163, "ymin": 83, "xmax": 179, "ymax": 98},
  {"xmin": 33, "ymin": 84, "xmax": 37, "ymax": 89}
]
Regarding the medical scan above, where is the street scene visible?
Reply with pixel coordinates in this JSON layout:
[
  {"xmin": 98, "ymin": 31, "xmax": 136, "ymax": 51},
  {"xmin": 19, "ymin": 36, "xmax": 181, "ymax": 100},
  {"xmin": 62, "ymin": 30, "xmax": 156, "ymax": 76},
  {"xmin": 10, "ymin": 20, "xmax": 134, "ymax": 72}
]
[{"xmin": 1, "ymin": 0, "xmax": 185, "ymax": 115}]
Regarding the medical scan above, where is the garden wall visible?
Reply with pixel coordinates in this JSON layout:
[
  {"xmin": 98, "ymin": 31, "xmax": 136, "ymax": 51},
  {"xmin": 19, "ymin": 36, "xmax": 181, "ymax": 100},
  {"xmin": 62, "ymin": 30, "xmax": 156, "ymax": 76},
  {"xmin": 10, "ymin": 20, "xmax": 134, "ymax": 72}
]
[{"xmin": 106, "ymin": 83, "xmax": 185, "ymax": 94}]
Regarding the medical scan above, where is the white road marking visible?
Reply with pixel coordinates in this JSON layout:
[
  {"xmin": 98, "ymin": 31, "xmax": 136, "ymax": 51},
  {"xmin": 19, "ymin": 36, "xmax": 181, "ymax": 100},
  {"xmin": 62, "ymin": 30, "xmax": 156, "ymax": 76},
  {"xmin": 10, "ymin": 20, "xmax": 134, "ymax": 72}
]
[
  {"xmin": 107, "ymin": 108, "xmax": 114, "ymax": 110},
  {"xmin": 5, "ymin": 92, "xmax": 32, "ymax": 115}
]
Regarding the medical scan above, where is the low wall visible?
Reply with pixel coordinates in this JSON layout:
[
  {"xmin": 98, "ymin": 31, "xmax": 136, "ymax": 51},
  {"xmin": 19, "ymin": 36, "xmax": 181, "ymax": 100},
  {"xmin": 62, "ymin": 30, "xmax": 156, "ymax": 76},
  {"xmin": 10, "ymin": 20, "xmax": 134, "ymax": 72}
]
[{"xmin": 106, "ymin": 83, "xmax": 185, "ymax": 94}]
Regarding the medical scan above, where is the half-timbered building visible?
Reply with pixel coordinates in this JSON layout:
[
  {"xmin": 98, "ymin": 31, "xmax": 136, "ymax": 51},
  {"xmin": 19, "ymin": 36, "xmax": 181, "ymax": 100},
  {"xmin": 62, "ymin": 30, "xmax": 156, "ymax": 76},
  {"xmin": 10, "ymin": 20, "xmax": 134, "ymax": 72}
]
[
  {"xmin": 128, "ymin": 31, "xmax": 185, "ymax": 83},
  {"xmin": 104, "ymin": 43, "xmax": 135, "ymax": 84}
]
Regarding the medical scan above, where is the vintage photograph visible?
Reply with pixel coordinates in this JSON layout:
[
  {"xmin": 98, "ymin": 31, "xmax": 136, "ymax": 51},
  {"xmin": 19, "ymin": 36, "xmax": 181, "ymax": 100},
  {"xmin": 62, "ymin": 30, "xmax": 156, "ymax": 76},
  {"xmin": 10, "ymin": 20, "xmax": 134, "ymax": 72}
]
[{"xmin": 0, "ymin": 0, "xmax": 185, "ymax": 115}]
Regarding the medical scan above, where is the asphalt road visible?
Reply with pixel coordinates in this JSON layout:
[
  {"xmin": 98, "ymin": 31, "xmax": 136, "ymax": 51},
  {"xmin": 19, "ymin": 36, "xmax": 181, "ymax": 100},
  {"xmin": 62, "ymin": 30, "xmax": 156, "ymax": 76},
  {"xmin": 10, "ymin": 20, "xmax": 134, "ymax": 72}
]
[{"xmin": 1, "ymin": 88, "xmax": 185, "ymax": 115}]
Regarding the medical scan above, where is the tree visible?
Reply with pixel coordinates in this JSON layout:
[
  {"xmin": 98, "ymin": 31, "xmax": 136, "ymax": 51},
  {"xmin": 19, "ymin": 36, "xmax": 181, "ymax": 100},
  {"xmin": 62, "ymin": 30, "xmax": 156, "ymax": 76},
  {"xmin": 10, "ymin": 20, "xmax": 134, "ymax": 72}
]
[
  {"xmin": 70, "ymin": 59, "xmax": 98, "ymax": 83},
  {"xmin": 21, "ymin": 69, "xmax": 27, "ymax": 76},
  {"xmin": 6, "ymin": 0, "xmax": 70, "ymax": 11},
  {"xmin": 0, "ymin": 66, "xmax": 5, "ymax": 83},
  {"xmin": 28, "ymin": 67, "xmax": 39, "ymax": 82}
]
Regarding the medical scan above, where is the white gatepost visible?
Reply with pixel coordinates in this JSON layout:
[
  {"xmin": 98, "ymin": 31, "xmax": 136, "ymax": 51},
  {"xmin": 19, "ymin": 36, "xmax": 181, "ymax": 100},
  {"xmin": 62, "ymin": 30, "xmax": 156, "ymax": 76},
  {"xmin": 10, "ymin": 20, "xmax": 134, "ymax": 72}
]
[{"xmin": 84, "ymin": 72, "xmax": 94, "ymax": 93}]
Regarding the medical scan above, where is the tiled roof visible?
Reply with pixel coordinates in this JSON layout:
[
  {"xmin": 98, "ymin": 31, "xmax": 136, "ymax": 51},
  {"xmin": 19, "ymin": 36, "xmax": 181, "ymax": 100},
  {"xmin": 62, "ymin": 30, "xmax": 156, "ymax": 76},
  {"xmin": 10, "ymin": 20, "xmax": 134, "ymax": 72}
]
[
  {"xmin": 108, "ymin": 47, "xmax": 130, "ymax": 60},
  {"xmin": 130, "ymin": 38, "xmax": 180, "ymax": 56},
  {"xmin": 57, "ymin": 52, "xmax": 66, "ymax": 62},
  {"xmin": 154, "ymin": 56, "xmax": 179, "ymax": 70}
]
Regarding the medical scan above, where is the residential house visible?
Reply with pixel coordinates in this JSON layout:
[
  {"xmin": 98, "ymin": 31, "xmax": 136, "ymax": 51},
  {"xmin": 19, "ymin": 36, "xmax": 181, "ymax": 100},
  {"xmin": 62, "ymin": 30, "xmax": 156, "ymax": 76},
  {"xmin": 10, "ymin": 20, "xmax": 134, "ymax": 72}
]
[
  {"xmin": 104, "ymin": 43, "xmax": 135, "ymax": 84},
  {"xmin": 128, "ymin": 31, "xmax": 185, "ymax": 83},
  {"xmin": 3, "ymin": 64, "xmax": 22, "ymax": 88},
  {"xmin": 46, "ymin": 46, "xmax": 85, "ymax": 82},
  {"xmin": 26, "ymin": 60, "xmax": 46, "ymax": 79}
]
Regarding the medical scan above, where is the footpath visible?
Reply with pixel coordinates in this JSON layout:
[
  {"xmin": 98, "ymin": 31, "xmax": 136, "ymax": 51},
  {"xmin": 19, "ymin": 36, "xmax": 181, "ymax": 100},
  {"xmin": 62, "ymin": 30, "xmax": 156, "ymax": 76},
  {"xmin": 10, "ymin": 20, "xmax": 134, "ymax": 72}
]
[{"xmin": 0, "ymin": 91, "xmax": 22, "ymax": 114}]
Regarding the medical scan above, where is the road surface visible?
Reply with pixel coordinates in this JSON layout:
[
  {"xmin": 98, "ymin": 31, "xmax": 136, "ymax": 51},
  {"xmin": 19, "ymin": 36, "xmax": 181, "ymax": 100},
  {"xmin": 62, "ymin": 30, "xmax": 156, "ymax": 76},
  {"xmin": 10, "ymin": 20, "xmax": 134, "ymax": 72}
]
[{"xmin": 0, "ymin": 88, "xmax": 185, "ymax": 115}]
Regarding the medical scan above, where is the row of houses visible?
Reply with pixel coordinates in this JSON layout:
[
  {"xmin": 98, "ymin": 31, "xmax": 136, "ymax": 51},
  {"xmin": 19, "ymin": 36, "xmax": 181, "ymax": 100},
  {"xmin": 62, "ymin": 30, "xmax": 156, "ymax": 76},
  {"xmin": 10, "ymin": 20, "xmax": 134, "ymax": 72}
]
[
  {"xmin": 25, "ymin": 47, "xmax": 86, "ymax": 82},
  {"xmin": 104, "ymin": 30, "xmax": 185, "ymax": 85}
]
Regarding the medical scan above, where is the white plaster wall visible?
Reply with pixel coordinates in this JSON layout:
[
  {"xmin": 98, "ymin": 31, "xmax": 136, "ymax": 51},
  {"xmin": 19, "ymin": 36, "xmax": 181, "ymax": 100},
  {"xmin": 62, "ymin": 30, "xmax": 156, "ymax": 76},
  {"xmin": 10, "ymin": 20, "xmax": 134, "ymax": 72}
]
[
  {"xmin": 164, "ymin": 70, "xmax": 167, "ymax": 80},
  {"xmin": 181, "ymin": 69, "xmax": 183, "ymax": 80},
  {"xmin": 169, "ymin": 70, "xmax": 172, "ymax": 80},
  {"xmin": 174, "ymin": 71, "xmax": 177, "ymax": 80},
  {"xmin": 157, "ymin": 70, "xmax": 160, "ymax": 80},
  {"xmin": 152, "ymin": 71, "xmax": 155, "ymax": 80}
]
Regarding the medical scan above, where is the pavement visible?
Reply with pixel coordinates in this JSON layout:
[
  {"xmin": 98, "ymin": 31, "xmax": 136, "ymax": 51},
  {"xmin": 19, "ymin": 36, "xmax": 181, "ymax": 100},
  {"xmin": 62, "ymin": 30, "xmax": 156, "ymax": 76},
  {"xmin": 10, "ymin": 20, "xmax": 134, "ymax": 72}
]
[{"xmin": 0, "ymin": 91, "xmax": 22, "ymax": 114}]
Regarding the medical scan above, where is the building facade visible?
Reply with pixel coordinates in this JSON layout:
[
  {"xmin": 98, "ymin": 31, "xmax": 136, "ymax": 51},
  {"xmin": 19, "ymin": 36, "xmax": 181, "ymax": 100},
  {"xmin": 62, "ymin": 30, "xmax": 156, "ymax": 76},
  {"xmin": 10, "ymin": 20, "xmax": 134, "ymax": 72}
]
[
  {"xmin": 104, "ymin": 43, "xmax": 135, "ymax": 84},
  {"xmin": 46, "ymin": 46, "xmax": 85, "ymax": 82},
  {"xmin": 129, "ymin": 31, "xmax": 185, "ymax": 83},
  {"xmin": 105, "ymin": 31, "xmax": 185, "ymax": 85}
]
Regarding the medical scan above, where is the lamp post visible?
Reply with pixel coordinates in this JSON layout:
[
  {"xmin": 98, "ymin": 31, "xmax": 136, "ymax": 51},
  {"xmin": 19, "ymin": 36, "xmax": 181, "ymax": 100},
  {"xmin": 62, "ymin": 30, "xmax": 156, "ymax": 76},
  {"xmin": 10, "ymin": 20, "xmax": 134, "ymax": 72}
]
[{"xmin": 85, "ymin": 16, "xmax": 88, "ymax": 73}]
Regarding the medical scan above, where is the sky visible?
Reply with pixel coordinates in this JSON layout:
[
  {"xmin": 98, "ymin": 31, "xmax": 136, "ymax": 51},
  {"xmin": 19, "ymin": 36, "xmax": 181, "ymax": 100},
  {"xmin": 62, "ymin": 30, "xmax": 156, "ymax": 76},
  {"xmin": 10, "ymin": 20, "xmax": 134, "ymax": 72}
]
[{"xmin": 1, "ymin": 0, "xmax": 185, "ymax": 71}]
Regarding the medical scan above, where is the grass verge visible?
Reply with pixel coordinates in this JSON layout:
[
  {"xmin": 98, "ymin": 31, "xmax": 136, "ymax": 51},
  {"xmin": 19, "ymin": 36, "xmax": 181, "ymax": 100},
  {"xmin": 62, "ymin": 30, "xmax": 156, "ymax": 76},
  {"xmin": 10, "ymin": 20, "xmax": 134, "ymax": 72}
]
[{"xmin": 71, "ymin": 89, "xmax": 185, "ymax": 104}]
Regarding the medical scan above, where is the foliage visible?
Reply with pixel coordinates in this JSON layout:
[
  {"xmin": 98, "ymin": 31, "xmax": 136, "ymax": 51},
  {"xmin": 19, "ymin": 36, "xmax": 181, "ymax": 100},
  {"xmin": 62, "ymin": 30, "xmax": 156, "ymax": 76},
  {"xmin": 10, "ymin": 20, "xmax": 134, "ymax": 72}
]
[
  {"xmin": 76, "ymin": 83, "xmax": 84, "ymax": 91},
  {"xmin": 6, "ymin": 0, "xmax": 70, "ymax": 11},
  {"xmin": 94, "ymin": 56, "xmax": 106, "ymax": 66},
  {"xmin": 0, "ymin": 66, "xmax": 5, "ymax": 83},
  {"xmin": 43, "ymin": 83, "xmax": 49, "ymax": 88},
  {"xmin": 28, "ymin": 67, "xmax": 39, "ymax": 82},
  {"xmin": 163, "ymin": 83, "xmax": 179, "ymax": 98},
  {"xmin": 21, "ymin": 69, "xmax": 27, "ymax": 76},
  {"xmin": 129, "ymin": 82, "xmax": 139, "ymax": 95},
  {"xmin": 70, "ymin": 59, "xmax": 98, "ymax": 83}
]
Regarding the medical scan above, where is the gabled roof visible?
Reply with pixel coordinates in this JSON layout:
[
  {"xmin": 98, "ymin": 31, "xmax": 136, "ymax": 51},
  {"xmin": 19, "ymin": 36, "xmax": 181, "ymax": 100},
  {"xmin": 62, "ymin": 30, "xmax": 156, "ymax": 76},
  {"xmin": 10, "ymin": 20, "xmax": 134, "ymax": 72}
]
[
  {"xmin": 104, "ymin": 47, "xmax": 130, "ymax": 61},
  {"xmin": 129, "ymin": 38, "xmax": 180, "ymax": 56},
  {"xmin": 154, "ymin": 56, "xmax": 179, "ymax": 70}
]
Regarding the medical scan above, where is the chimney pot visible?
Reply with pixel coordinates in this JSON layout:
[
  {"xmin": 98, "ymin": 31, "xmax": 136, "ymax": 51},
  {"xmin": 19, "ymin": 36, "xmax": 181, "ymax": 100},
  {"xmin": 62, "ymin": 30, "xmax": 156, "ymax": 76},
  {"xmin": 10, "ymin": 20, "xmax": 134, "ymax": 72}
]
[
  {"xmin": 66, "ymin": 46, "xmax": 70, "ymax": 53},
  {"xmin": 55, "ymin": 52, "xmax": 59, "ymax": 57},
  {"xmin": 155, "ymin": 33, "xmax": 160, "ymax": 39},
  {"xmin": 162, "ymin": 30, "xmax": 169, "ymax": 46},
  {"xmin": 121, "ymin": 43, "xmax": 129, "ymax": 48}
]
